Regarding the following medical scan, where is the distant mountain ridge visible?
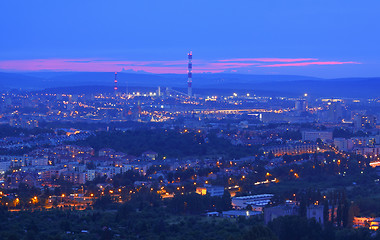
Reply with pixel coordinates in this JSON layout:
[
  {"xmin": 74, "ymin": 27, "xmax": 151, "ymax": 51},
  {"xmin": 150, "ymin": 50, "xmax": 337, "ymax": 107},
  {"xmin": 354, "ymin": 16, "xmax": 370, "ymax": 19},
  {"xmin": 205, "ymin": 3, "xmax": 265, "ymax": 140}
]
[{"xmin": 0, "ymin": 71, "xmax": 379, "ymax": 98}]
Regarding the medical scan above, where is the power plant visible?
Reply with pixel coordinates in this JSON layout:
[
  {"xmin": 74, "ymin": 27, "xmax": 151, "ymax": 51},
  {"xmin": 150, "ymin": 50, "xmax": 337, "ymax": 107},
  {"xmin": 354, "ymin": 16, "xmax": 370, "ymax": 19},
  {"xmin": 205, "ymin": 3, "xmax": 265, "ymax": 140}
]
[
  {"xmin": 113, "ymin": 52, "xmax": 193, "ymax": 98},
  {"xmin": 161, "ymin": 52, "xmax": 195, "ymax": 98},
  {"xmin": 187, "ymin": 51, "xmax": 192, "ymax": 97},
  {"xmin": 114, "ymin": 72, "xmax": 118, "ymax": 96}
]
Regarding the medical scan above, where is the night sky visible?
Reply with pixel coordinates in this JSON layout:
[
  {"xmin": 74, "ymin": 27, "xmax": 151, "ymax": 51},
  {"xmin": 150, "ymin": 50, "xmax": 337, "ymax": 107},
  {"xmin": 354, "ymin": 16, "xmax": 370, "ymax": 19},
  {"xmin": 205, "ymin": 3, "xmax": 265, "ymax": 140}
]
[{"xmin": 0, "ymin": 0, "xmax": 379, "ymax": 78}]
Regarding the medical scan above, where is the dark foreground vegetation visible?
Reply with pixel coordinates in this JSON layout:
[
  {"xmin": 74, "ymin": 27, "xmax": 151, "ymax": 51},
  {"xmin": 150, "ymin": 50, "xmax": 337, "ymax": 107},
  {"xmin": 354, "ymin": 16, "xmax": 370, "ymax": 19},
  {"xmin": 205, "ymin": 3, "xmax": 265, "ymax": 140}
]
[
  {"xmin": 79, "ymin": 129, "xmax": 255, "ymax": 159},
  {"xmin": 1, "ymin": 198, "xmax": 379, "ymax": 240}
]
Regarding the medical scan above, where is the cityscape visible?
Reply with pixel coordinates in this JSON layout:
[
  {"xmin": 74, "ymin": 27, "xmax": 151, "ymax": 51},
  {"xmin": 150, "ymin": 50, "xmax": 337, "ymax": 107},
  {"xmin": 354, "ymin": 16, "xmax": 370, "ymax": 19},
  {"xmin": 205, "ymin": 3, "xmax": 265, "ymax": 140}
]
[{"xmin": 0, "ymin": 1, "xmax": 380, "ymax": 240}]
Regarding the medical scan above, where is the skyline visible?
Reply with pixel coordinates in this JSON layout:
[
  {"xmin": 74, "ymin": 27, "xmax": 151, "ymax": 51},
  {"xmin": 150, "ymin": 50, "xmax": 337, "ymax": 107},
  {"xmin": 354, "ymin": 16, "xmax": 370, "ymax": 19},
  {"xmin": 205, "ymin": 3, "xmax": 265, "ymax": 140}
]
[{"xmin": 0, "ymin": 0, "xmax": 379, "ymax": 78}]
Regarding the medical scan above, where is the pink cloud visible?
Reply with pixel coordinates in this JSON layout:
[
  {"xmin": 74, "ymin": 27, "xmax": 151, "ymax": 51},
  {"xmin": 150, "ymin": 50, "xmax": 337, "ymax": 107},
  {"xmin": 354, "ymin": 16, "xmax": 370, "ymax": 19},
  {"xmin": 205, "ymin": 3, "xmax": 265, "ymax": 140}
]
[
  {"xmin": 258, "ymin": 61, "xmax": 360, "ymax": 67},
  {"xmin": 208, "ymin": 62, "xmax": 261, "ymax": 67},
  {"xmin": 218, "ymin": 58, "xmax": 318, "ymax": 62},
  {"xmin": 0, "ymin": 59, "xmax": 187, "ymax": 73},
  {"xmin": 0, "ymin": 58, "xmax": 360, "ymax": 73},
  {"xmin": 0, "ymin": 58, "xmax": 256, "ymax": 73}
]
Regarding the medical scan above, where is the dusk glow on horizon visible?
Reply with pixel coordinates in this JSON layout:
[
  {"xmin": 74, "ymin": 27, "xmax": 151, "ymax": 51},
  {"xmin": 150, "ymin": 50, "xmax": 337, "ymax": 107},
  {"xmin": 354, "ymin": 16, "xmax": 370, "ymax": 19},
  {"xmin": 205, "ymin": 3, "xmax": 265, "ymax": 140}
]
[{"xmin": 0, "ymin": 58, "xmax": 360, "ymax": 74}]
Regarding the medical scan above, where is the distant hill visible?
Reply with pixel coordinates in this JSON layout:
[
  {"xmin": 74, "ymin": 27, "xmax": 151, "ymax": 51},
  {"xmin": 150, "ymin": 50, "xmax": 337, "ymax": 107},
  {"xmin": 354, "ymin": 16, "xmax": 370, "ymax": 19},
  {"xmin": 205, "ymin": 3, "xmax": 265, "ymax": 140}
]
[
  {"xmin": 0, "ymin": 72, "xmax": 46, "ymax": 89},
  {"xmin": 2, "ymin": 72, "xmax": 321, "ymax": 88},
  {"xmin": 0, "ymin": 71, "xmax": 379, "ymax": 98},
  {"xmin": 239, "ymin": 78, "xmax": 380, "ymax": 98}
]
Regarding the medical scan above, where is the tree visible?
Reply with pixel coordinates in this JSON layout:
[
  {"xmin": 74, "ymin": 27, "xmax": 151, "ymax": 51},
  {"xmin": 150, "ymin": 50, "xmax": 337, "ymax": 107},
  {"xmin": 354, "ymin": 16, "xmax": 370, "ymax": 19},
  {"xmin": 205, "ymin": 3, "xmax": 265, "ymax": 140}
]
[
  {"xmin": 323, "ymin": 200, "xmax": 329, "ymax": 226},
  {"xmin": 347, "ymin": 204, "xmax": 360, "ymax": 228},
  {"xmin": 216, "ymin": 190, "xmax": 232, "ymax": 212},
  {"xmin": 93, "ymin": 196, "xmax": 113, "ymax": 210},
  {"xmin": 337, "ymin": 204, "xmax": 342, "ymax": 227},
  {"xmin": 269, "ymin": 216, "xmax": 322, "ymax": 240},
  {"xmin": 243, "ymin": 225, "xmax": 277, "ymax": 240},
  {"xmin": 342, "ymin": 200, "xmax": 350, "ymax": 228},
  {"xmin": 331, "ymin": 204, "xmax": 336, "ymax": 225},
  {"xmin": 299, "ymin": 197, "xmax": 307, "ymax": 218}
]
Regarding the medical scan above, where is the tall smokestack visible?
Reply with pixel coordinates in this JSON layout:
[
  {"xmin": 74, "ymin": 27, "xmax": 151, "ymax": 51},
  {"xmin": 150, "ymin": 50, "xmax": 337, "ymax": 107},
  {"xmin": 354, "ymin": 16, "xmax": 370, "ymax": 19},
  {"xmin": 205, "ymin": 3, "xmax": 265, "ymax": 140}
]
[
  {"xmin": 187, "ymin": 51, "xmax": 192, "ymax": 97},
  {"xmin": 114, "ymin": 72, "xmax": 118, "ymax": 96}
]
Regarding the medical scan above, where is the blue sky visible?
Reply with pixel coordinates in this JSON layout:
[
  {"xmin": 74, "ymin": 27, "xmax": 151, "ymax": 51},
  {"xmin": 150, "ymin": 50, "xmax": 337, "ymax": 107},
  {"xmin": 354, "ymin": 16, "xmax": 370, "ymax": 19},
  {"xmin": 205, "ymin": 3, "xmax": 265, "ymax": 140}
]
[{"xmin": 0, "ymin": 0, "xmax": 379, "ymax": 78}]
